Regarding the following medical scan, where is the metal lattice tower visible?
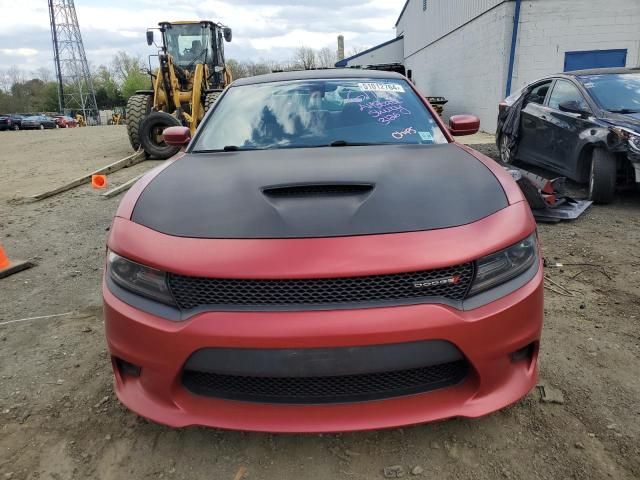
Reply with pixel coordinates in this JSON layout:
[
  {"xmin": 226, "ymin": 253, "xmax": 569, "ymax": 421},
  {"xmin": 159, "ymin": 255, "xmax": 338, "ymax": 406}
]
[{"xmin": 48, "ymin": 0, "xmax": 99, "ymax": 122}]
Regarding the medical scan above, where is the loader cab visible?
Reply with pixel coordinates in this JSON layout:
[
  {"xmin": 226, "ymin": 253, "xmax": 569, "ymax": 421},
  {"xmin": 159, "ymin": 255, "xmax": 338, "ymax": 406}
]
[{"xmin": 155, "ymin": 21, "xmax": 231, "ymax": 87}]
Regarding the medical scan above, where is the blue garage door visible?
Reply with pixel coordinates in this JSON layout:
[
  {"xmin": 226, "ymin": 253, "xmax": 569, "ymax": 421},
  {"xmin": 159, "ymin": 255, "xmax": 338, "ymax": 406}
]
[{"xmin": 564, "ymin": 49, "xmax": 627, "ymax": 71}]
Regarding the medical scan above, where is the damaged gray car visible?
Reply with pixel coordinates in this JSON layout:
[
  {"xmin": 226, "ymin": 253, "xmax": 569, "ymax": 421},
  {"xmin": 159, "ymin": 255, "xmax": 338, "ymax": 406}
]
[{"xmin": 497, "ymin": 67, "xmax": 640, "ymax": 204}]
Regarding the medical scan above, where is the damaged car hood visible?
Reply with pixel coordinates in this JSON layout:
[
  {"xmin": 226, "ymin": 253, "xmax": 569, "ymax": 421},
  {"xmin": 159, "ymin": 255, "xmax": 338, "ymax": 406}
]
[{"xmin": 131, "ymin": 143, "xmax": 508, "ymax": 239}]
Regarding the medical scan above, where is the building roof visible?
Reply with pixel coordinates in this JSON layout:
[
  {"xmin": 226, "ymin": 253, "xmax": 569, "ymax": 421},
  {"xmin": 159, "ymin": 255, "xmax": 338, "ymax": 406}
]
[
  {"xmin": 334, "ymin": 36, "xmax": 404, "ymax": 68},
  {"xmin": 395, "ymin": 0, "xmax": 410, "ymax": 27},
  {"xmin": 563, "ymin": 67, "xmax": 640, "ymax": 76},
  {"xmin": 232, "ymin": 68, "xmax": 405, "ymax": 86}
]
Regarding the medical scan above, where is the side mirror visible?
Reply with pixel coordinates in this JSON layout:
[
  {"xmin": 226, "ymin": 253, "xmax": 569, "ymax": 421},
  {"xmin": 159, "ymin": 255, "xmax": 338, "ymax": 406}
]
[
  {"xmin": 163, "ymin": 126, "xmax": 191, "ymax": 146},
  {"xmin": 559, "ymin": 100, "xmax": 590, "ymax": 117},
  {"xmin": 449, "ymin": 114, "xmax": 480, "ymax": 136},
  {"xmin": 223, "ymin": 27, "xmax": 232, "ymax": 42},
  {"xmin": 146, "ymin": 30, "xmax": 154, "ymax": 46}
]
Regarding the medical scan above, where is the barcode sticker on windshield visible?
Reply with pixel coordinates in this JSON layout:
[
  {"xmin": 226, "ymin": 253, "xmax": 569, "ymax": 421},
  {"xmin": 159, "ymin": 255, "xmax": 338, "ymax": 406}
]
[{"xmin": 358, "ymin": 83, "xmax": 405, "ymax": 93}]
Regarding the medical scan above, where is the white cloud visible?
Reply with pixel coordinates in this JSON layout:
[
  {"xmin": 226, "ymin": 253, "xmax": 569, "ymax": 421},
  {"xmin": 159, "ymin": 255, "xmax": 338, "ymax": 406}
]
[
  {"xmin": 0, "ymin": 0, "xmax": 404, "ymax": 74},
  {"xmin": 0, "ymin": 48, "xmax": 39, "ymax": 57}
]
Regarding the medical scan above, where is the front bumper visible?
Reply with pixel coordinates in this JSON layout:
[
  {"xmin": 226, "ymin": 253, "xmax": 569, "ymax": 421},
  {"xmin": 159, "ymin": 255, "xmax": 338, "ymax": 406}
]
[{"xmin": 103, "ymin": 261, "xmax": 542, "ymax": 432}]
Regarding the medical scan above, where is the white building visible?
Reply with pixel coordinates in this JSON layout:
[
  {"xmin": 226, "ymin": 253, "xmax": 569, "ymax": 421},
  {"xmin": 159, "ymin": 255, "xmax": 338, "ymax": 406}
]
[
  {"xmin": 342, "ymin": 0, "xmax": 640, "ymax": 133},
  {"xmin": 336, "ymin": 36, "xmax": 405, "ymax": 69}
]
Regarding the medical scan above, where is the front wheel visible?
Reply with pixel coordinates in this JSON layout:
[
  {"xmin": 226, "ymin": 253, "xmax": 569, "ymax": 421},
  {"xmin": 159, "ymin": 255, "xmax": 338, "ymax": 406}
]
[
  {"xmin": 126, "ymin": 93, "xmax": 152, "ymax": 150},
  {"xmin": 39, "ymin": 124, "xmax": 44, "ymax": 130},
  {"xmin": 588, "ymin": 148, "xmax": 617, "ymax": 204},
  {"xmin": 204, "ymin": 91, "xmax": 221, "ymax": 114}
]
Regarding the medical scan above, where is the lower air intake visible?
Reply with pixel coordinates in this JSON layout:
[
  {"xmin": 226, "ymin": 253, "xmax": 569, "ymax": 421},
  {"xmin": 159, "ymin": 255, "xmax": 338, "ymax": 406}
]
[{"xmin": 182, "ymin": 360, "xmax": 469, "ymax": 404}]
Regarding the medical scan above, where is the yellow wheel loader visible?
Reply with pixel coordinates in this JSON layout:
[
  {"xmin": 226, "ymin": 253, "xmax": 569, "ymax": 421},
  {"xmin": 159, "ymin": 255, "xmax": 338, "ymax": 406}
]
[{"xmin": 126, "ymin": 21, "xmax": 233, "ymax": 159}]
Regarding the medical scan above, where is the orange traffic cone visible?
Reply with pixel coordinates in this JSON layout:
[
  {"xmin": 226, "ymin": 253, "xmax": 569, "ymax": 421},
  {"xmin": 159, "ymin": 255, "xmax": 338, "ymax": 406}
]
[
  {"xmin": 0, "ymin": 244, "xmax": 34, "ymax": 279},
  {"xmin": 92, "ymin": 174, "xmax": 107, "ymax": 189}
]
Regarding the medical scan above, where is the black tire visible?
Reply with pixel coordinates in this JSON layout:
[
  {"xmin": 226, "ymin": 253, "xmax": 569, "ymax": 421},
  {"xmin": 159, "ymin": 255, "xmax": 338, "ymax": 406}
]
[
  {"xmin": 12, "ymin": 124, "xmax": 19, "ymax": 131},
  {"xmin": 498, "ymin": 134, "xmax": 515, "ymax": 165},
  {"xmin": 39, "ymin": 124, "xmax": 44, "ymax": 130},
  {"xmin": 588, "ymin": 148, "xmax": 616, "ymax": 204},
  {"xmin": 204, "ymin": 91, "xmax": 221, "ymax": 113},
  {"xmin": 126, "ymin": 93, "xmax": 152, "ymax": 150},
  {"xmin": 139, "ymin": 112, "xmax": 182, "ymax": 159}
]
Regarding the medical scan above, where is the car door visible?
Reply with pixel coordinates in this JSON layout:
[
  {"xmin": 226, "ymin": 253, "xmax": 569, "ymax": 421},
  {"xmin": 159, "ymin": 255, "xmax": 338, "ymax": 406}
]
[
  {"xmin": 516, "ymin": 80, "xmax": 553, "ymax": 166},
  {"xmin": 544, "ymin": 79, "xmax": 595, "ymax": 176}
]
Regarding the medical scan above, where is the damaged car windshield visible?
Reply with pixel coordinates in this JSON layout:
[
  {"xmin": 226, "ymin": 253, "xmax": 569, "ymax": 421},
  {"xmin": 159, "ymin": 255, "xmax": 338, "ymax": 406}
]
[
  {"xmin": 192, "ymin": 79, "xmax": 448, "ymax": 151},
  {"xmin": 577, "ymin": 73, "xmax": 640, "ymax": 113}
]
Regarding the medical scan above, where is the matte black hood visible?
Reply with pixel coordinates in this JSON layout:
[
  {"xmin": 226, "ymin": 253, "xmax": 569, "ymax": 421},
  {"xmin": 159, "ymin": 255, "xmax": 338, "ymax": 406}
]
[{"xmin": 131, "ymin": 144, "xmax": 508, "ymax": 239}]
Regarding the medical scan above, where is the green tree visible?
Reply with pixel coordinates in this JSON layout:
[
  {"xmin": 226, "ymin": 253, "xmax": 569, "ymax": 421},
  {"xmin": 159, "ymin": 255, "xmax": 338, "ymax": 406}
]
[{"xmin": 122, "ymin": 70, "xmax": 150, "ymax": 100}]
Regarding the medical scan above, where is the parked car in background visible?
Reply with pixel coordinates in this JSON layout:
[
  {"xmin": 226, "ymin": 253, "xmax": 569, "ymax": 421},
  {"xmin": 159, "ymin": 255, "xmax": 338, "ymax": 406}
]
[
  {"xmin": 54, "ymin": 115, "xmax": 78, "ymax": 128},
  {"xmin": 0, "ymin": 114, "xmax": 22, "ymax": 131},
  {"xmin": 0, "ymin": 115, "xmax": 11, "ymax": 131},
  {"xmin": 104, "ymin": 69, "xmax": 542, "ymax": 432},
  {"xmin": 20, "ymin": 115, "xmax": 58, "ymax": 130},
  {"xmin": 9, "ymin": 114, "xmax": 24, "ymax": 129},
  {"xmin": 497, "ymin": 67, "xmax": 640, "ymax": 204}
]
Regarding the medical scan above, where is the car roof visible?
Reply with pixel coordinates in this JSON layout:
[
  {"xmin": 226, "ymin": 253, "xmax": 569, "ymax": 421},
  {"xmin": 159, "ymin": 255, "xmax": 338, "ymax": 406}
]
[
  {"xmin": 232, "ymin": 68, "xmax": 406, "ymax": 86},
  {"xmin": 563, "ymin": 67, "xmax": 640, "ymax": 76}
]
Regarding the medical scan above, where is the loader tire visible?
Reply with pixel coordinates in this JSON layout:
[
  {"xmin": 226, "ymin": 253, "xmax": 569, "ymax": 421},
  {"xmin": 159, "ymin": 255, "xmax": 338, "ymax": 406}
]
[
  {"xmin": 588, "ymin": 148, "xmax": 617, "ymax": 204},
  {"xmin": 139, "ymin": 112, "xmax": 182, "ymax": 160},
  {"xmin": 126, "ymin": 93, "xmax": 152, "ymax": 151},
  {"xmin": 204, "ymin": 91, "xmax": 221, "ymax": 113}
]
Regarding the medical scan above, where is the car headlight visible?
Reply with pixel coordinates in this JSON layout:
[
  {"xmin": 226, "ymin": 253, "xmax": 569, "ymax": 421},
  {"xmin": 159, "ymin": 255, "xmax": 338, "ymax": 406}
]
[
  {"xmin": 611, "ymin": 126, "xmax": 640, "ymax": 153},
  {"xmin": 107, "ymin": 251, "xmax": 176, "ymax": 305},
  {"xmin": 468, "ymin": 233, "xmax": 538, "ymax": 296},
  {"xmin": 629, "ymin": 132, "xmax": 640, "ymax": 153}
]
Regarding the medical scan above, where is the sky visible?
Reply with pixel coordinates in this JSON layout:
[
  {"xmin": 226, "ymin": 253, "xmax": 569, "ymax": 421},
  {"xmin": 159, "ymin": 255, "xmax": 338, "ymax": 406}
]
[{"xmin": 0, "ymin": 0, "xmax": 404, "ymax": 76}]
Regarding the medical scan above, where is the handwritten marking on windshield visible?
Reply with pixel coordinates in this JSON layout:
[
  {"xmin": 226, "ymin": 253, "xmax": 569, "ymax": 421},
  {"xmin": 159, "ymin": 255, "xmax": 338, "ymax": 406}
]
[
  {"xmin": 360, "ymin": 100, "xmax": 412, "ymax": 125},
  {"xmin": 392, "ymin": 127, "xmax": 416, "ymax": 139}
]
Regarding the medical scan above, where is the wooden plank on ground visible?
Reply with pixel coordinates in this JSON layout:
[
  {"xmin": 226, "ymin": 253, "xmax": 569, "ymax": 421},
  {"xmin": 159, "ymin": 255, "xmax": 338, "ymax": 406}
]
[
  {"xmin": 100, "ymin": 173, "xmax": 145, "ymax": 199},
  {"xmin": 29, "ymin": 149, "xmax": 146, "ymax": 201}
]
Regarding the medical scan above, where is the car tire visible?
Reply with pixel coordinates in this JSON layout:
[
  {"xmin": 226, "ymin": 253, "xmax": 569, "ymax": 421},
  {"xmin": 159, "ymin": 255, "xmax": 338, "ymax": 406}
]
[
  {"xmin": 126, "ymin": 93, "xmax": 152, "ymax": 150},
  {"xmin": 12, "ymin": 124, "xmax": 19, "ymax": 131},
  {"xmin": 204, "ymin": 91, "xmax": 221, "ymax": 113},
  {"xmin": 588, "ymin": 148, "xmax": 617, "ymax": 204},
  {"xmin": 139, "ymin": 112, "xmax": 183, "ymax": 159},
  {"xmin": 499, "ymin": 134, "xmax": 515, "ymax": 165},
  {"xmin": 39, "ymin": 124, "xmax": 44, "ymax": 130}
]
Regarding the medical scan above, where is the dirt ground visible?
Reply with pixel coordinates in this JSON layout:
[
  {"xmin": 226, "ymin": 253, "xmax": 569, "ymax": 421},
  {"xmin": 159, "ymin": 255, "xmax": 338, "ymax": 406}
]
[{"xmin": 1, "ymin": 126, "xmax": 639, "ymax": 480}]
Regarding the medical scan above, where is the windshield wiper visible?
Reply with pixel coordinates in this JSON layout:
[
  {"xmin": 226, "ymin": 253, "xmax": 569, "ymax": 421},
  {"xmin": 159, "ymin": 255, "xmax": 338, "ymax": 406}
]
[
  {"xmin": 192, "ymin": 146, "xmax": 260, "ymax": 153},
  {"xmin": 609, "ymin": 109, "xmax": 640, "ymax": 114},
  {"xmin": 329, "ymin": 140, "xmax": 394, "ymax": 147}
]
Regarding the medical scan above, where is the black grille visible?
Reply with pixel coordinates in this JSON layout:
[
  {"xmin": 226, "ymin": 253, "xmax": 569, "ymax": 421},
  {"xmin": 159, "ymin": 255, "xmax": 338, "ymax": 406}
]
[
  {"xmin": 168, "ymin": 263, "xmax": 473, "ymax": 310},
  {"xmin": 182, "ymin": 360, "xmax": 468, "ymax": 404}
]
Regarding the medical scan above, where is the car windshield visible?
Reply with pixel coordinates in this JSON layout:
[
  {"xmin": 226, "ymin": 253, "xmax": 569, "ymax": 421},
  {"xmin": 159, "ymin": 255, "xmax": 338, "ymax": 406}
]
[
  {"xmin": 192, "ymin": 78, "xmax": 448, "ymax": 152},
  {"xmin": 577, "ymin": 73, "xmax": 640, "ymax": 113}
]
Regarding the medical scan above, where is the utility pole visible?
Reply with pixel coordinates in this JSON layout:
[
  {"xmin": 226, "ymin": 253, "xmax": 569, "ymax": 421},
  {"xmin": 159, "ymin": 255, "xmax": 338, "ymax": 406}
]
[{"xmin": 48, "ymin": 0, "xmax": 100, "ymax": 123}]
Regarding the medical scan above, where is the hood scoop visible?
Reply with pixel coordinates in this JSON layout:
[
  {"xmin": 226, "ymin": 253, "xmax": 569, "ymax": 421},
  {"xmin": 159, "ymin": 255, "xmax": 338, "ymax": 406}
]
[{"xmin": 262, "ymin": 183, "xmax": 374, "ymax": 198}]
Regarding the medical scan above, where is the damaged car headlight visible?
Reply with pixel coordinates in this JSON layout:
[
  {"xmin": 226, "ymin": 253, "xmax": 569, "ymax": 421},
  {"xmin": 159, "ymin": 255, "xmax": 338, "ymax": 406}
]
[
  {"xmin": 628, "ymin": 132, "xmax": 640, "ymax": 153},
  {"xmin": 468, "ymin": 233, "xmax": 538, "ymax": 296},
  {"xmin": 107, "ymin": 251, "xmax": 176, "ymax": 305},
  {"xmin": 611, "ymin": 126, "xmax": 640, "ymax": 153}
]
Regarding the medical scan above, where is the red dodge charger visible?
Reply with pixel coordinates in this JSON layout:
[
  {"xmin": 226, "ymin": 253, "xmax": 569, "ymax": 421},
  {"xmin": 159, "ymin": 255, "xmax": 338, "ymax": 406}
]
[{"xmin": 103, "ymin": 69, "xmax": 543, "ymax": 432}]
